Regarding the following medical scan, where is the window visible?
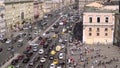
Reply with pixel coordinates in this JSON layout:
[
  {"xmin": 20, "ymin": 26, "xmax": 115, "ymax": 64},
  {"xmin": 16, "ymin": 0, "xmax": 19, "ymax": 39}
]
[
  {"xmin": 97, "ymin": 17, "xmax": 100, "ymax": 23},
  {"xmin": 97, "ymin": 28, "xmax": 100, "ymax": 32},
  {"xmin": 105, "ymin": 33, "xmax": 108, "ymax": 36},
  {"xmin": 89, "ymin": 17, "xmax": 92, "ymax": 23},
  {"xmin": 105, "ymin": 17, "xmax": 109, "ymax": 23},
  {"xmin": 97, "ymin": 33, "xmax": 99, "ymax": 36},
  {"xmin": 89, "ymin": 28, "xmax": 92, "ymax": 31},
  {"xmin": 89, "ymin": 33, "xmax": 92, "ymax": 36},
  {"xmin": 105, "ymin": 28, "xmax": 108, "ymax": 31}
]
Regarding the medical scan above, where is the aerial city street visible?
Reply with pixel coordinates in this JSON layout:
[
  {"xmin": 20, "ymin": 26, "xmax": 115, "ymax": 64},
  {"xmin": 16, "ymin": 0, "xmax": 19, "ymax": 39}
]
[{"xmin": 0, "ymin": 0, "xmax": 120, "ymax": 68}]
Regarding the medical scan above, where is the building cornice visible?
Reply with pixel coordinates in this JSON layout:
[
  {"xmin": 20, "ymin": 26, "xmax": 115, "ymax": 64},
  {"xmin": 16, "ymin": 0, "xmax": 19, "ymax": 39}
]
[{"xmin": 4, "ymin": 1, "xmax": 33, "ymax": 5}]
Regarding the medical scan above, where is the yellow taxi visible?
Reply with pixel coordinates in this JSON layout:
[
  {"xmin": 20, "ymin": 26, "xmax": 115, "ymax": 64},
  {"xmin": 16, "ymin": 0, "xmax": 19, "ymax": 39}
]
[
  {"xmin": 55, "ymin": 45, "xmax": 61, "ymax": 52},
  {"xmin": 52, "ymin": 34, "xmax": 57, "ymax": 38},
  {"xmin": 61, "ymin": 32, "xmax": 65, "ymax": 35},
  {"xmin": 53, "ymin": 59, "xmax": 58, "ymax": 65},
  {"xmin": 50, "ymin": 50, "xmax": 56, "ymax": 55}
]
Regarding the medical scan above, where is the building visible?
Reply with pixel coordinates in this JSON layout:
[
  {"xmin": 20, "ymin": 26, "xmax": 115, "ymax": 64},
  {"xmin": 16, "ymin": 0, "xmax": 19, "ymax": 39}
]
[
  {"xmin": 83, "ymin": 1, "xmax": 119, "ymax": 44},
  {"xmin": 0, "ymin": 2, "xmax": 5, "ymax": 35},
  {"xmin": 4, "ymin": 0, "xmax": 34, "ymax": 31}
]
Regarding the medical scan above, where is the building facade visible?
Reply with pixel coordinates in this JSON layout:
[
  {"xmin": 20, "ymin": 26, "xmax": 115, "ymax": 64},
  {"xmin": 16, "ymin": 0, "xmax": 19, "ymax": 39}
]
[
  {"xmin": 4, "ymin": 0, "xmax": 34, "ymax": 31},
  {"xmin": 83, "ymin": 1, "xmax": 119, "ymax": 44},
  {"xmin": 83, "ymin": 12, "xmax": 115, "ymax": 44}
]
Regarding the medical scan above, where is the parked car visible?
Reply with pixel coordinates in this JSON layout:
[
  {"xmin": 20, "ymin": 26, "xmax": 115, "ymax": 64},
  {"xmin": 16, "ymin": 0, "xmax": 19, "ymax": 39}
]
[{"xmin": 11, "ymin": 59, "xmax": 19, "ymax": 65}]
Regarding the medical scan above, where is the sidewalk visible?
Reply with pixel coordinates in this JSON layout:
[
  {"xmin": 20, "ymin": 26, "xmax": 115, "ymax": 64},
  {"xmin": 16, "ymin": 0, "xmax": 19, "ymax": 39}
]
[{"xmin": 67, "ymin": 42, "xmax": 120, "ymax": 68}]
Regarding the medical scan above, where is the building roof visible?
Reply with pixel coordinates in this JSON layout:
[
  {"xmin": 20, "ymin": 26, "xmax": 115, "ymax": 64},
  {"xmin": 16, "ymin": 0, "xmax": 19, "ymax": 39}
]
[
  {"xmin": 86, "ymin": 1, "xmax": 104, "ymax": 8},
  {"xmin": 84, "ymin": 1, "xmax": 119, "ymax": 13},
  {"xmin": 103, "ymin": 1, "xmax": 119, "ymax": 5}
]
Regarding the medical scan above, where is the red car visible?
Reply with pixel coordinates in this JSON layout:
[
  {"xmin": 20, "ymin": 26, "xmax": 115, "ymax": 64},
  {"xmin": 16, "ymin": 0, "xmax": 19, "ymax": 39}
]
[
  {"xmin": 26, "ymin": 46, "xmax": 32, "ymax": 51},
  {"xmin": 17, "ymin": 55, "xmax": 24, "ymax": 60},
  {"xmin": 40, "ymin": 40, "xmax": 45, "ymax": 45}
]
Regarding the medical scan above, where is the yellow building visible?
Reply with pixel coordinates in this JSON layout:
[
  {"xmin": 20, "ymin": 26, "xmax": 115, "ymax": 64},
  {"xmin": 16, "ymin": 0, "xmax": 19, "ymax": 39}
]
[
  {"xmin": 4, "ymin": 0, "xmax": 34, "ymax": 31},
  {"xmin": 83, "ymin": 1, "xmax": 119, "ymax": 44}
]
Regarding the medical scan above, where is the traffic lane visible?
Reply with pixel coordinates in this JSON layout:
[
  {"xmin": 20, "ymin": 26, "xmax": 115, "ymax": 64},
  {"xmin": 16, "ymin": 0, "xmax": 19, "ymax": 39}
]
[
  {"xmin": 44, "ymin": 24, "xmax": 65, "ymax": 68},
  {"xmin": 19, "ymin": 16, "xmax": 62, "ymax": 67}
]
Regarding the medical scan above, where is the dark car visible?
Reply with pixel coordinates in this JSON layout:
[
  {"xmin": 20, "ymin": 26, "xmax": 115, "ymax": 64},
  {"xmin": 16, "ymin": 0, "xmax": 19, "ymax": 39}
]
[
  {"xmin": 17, "ymin": 55, "xmax": 24, "ymax": 60},
  {"xmin": 38, "ymin": 36, "xmax": 43, "ymax": 40},
  {"xmin": 43, "ymin": 43, "xmax": 49, "ymax": 48},
  {"xmin": 0, "ymin": 48, "xmax": 3, "ymax": 52},
  {"xmin": 44, "ymin": 51, "xmax": 49, "ymax": 58},
  {"xmin": 26, "ymin": 46, "xmax": 32, "ymax": 51},
  {"xmin": 26, "ymin": 51, "xmax": 33, "ymax": 57},
  {"xmin": 11, "ymin": 59, "xmax": 19, "ymax": 65},
  {"xmin": 17, "ymin": 42, "xmax": 23, "ymax": 47},
  {"xmin": 34, "ymin": 56, "xmax": 40, "ymax": 62},
  {"xmin": 22, "ymin": 58, "xmax": 30, "ymax": 63},
  {"xmin": 1, "ymin": 38, "xmax": 7, "ymax": 43},
  {"xmin": 27, "ymin": 36, "xmax": 32, "ymax": 40}
]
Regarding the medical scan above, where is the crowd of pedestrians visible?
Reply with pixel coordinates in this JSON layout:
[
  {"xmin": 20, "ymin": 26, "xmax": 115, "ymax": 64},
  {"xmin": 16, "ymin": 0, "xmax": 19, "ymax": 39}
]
[{"xmin": 67, "ymin": 40, "xmax": 120, "ymax": 68}]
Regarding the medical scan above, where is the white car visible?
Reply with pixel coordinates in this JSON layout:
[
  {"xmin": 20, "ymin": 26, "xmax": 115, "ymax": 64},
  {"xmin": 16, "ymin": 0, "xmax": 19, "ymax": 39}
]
[
  {"xmin": 38, "ymin": 49, "xmax": 44, "ymax": 54},
  {"xmin": 33, "ymin": 47, "xmax": 38, "ymax": 52},
  {"xmin": 43, "ymin": 33, "xmax": 46, "ymax": 36},
  {"xmin": 59, "ymin": 39, "xmax": 62, "ymax": 43},
  {"xmin": 18, "ymin": 38, "xmax": 23, "ymax": 42},
  {"xmin": 40, "ymin": 57, "xmax": 46, "ymax": 63},
  {"xmin": 6, "ymin": 39, "xmax": 11, "ymax": 43},
  {"xmin": 50, "ymin": 63, "xmax": 56, "ymax": 68},
  {"xmin": 56, "ymin": 65, "xmax": 62, "ymax": 68},
  {"xmin": 59, "ymin": 53, "xmax": 64, "ymax": 59},
  {"xmin": 59, "ymin": 22, "xmax": 63, "ymax": 25},
  {"xmin": 30, "ymin": 43, "xmax": 39, "ymax": 47}
]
